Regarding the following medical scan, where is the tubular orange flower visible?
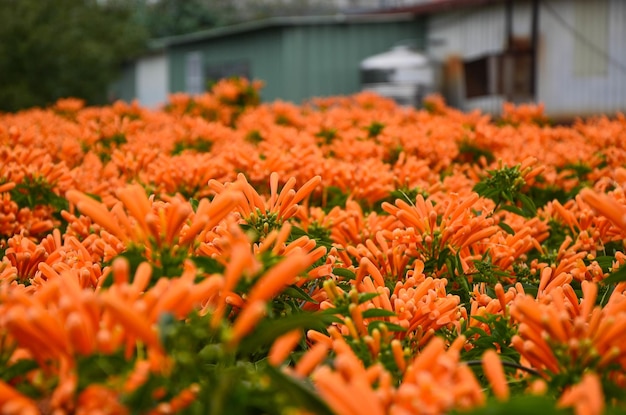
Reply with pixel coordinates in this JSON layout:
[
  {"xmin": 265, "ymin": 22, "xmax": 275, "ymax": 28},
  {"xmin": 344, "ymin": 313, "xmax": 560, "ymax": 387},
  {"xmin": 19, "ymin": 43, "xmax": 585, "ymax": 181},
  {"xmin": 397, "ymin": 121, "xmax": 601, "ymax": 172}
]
[
  {"xmin": 482, "ymin": 349, "xmax": 509, "ymax": 401},
  {"xmin": 246, "ymin": 250, "xmax": 313, "ymax": 304},
  {"xmin": 269, "ymin": 329, "xmax": 302, "ymax": 366},
  {"xmin": 557, "ymin": 373, "xmax": 604, "ymax": 415},
  {"xmin": 0, "ymin": 181, "xmax": 16, "ymax": 193},
  {"xmin": 228, "ymin": 300, "xmax": 267, "ymax": 347},
  {"xmin": 4, "ymin": 78, "xmax": 626, "ymax": 414},
  {"xmin": 101, "ymin": 293, "xmax": 161, "ymax": 352},
  {"xmin": 66, "ymin": 189, "xmax": 128, "ymax": 243},
  {"xmin": 0, "ymin": 380, "xmax": 39, "ymax": 415},
  {"xmin": 295, "ymin": 341, "xmax": 331, "ymax": 377},
  {"xmin": 580, "ymin": 188, "xmax": 626, "ymax": 232}
]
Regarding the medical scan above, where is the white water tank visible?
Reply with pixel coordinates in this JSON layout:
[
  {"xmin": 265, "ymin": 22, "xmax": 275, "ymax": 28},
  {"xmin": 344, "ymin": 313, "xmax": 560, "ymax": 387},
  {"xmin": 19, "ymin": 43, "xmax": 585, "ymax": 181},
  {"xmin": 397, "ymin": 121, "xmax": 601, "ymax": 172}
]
[{"xmin": 360, "ymin": 45, "xmax": 435, "ymax": 107}]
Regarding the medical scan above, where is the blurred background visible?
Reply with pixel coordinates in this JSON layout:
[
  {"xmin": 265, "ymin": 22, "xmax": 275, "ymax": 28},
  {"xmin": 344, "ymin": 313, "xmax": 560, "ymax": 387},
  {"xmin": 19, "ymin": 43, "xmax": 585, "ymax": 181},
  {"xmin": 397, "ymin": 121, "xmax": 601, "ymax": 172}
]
[{"xmin": 1, "ymin": 0, "xmax": 625, "ymax": 119}]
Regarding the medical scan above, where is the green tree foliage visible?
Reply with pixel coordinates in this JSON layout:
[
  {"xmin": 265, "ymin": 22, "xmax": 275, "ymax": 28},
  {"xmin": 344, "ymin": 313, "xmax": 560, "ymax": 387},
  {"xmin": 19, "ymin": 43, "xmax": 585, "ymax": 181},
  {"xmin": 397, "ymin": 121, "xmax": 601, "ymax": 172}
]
[
  {"xmin": 140, "ymin": 0, "xmax": 238, "ymax": 38},
  {"xmin": 0, "ymin": 0, "xmax": 147, "ymax": 112}
]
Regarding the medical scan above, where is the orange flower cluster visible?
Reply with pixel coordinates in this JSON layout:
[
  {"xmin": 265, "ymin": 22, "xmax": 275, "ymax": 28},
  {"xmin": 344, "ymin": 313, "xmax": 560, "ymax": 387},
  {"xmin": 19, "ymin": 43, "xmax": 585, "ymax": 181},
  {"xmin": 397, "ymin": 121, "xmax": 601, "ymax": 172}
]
[{"xmin": 1, "ymin": 78, "xmax": 626, "ymax": 413}]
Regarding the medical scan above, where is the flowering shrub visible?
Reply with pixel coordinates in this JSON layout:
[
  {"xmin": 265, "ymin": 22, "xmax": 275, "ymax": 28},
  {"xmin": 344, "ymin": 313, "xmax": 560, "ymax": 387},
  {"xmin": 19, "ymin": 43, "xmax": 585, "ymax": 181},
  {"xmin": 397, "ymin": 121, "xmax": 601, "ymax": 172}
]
[{"xmin": 1, "ymin": 79, "xmax": 626, "ymax": 414}]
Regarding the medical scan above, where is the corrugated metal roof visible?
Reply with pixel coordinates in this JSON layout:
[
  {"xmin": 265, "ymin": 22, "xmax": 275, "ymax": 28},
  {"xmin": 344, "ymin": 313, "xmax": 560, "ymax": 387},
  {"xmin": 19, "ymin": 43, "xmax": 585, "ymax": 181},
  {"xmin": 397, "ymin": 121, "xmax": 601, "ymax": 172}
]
[
  {"xmin": 149, "ymin": 12, "xmax": 416, "ymax": 48},
  {"xmin": 356, "ymin": 0, "xmax": 504, "ymax": 15}
]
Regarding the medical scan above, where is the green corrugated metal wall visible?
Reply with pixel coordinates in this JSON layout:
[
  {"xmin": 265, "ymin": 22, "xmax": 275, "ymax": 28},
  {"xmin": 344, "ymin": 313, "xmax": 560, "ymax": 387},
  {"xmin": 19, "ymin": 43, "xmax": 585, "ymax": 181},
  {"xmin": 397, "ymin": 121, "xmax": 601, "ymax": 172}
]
[
  {"xmin": 169, "ymin": 28, "xmax": 285, "ymax": 101},
  {"xmin": 168, "ymin": 19, "xmax": 424, "ymax": 104},
  {"xmin": 109, "ymin": 62, "xmax": 137, "ymax": 103},
  {"xmin": 280, "ymin": 21, "xmax": 423, "ymax": 103}
]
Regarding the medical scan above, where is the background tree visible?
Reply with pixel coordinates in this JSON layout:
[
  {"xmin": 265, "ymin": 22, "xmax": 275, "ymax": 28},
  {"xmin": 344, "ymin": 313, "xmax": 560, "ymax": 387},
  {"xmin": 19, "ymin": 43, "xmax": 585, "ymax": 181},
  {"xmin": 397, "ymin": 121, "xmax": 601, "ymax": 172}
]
[
  {"xmin": 139, "ymin": 0, "xmax": 238, "ymax": 38},
  {"xmin": 138, "ymin": 0, "xmax": 341, "ymax": 39},
  {"xmin": 0, "ymin": 0, "xmax": 147, "ymax": 112}
]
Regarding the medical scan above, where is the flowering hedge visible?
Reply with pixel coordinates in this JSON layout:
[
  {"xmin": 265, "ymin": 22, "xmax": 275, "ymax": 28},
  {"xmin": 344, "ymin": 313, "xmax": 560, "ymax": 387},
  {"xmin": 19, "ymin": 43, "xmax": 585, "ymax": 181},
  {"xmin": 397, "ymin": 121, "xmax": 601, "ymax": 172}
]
[{"xmin": 1, "ymin": 78, "xmax": 626, "ymax": 414}]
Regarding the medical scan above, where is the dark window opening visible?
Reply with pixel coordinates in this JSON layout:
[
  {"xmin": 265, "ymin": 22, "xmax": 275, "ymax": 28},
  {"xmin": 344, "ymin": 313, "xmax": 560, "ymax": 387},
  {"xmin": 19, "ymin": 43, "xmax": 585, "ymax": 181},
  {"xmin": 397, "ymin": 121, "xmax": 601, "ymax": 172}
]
[
  {"xmin": 361, "ymin": 69, "xmax": 395, "ymax": 84},
  {"xmin": 463, "ymin": 38, "xmax": 534, "ymax": 101},
  {"xmin": 205, "ymin": 60, "xmax": 251, "ymax": 85},
  {"xmin": 464, "ymin": 57, "xmax": 490, "ymax": 98}
]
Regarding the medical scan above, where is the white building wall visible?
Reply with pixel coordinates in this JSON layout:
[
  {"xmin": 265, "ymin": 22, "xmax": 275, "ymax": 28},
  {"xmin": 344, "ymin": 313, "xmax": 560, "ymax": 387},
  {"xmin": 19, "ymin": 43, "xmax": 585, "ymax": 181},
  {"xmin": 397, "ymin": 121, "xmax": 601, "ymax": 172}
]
[
  {"xmin": 538, "ymin": 0, "xmax": 626, "ymax": 117},
  {"xmin": 136, "ymin": 53, "xmax": 169, "ymax": 108},
  {"xmin": 426, "ymin": 0, "xmax": 626, "ymax": 118},
  {"xmin": 427, "ymin": 1, "xmax": 523, "ymax": 114}
]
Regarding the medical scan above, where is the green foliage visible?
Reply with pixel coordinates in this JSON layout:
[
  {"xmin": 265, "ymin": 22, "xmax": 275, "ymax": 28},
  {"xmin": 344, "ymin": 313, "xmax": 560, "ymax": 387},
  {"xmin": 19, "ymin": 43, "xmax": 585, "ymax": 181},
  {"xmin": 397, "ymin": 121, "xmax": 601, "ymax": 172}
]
[
  {"xmin": 384, "ymin": 145, "xmax": 404, "ymax": 165},
  {"xmin": 455, "ymin": 140, "xmax": 496, "ymax": 165},
  {"xmin": 540, "ymin": 219, "xmax": 572, "ymax": 257},
  {"xmin": 560, "ymin": 161, "xmax": 593, "ymax": 179},
  {"xmin": 0, "ymin": 0, "xmax": 147, "ymax": 111},
  {"xmin": 315, "ymin": 128, "xmax": 337, "ymax": 145},
  {"xmin": 92, "ymin": 132, "xmax": 128, "ymax": 162},
  {"xmin": 525, "ymin": 162, "xmax": 592, "ymax": 208},
  {"xmin": 318, "ymin": 186, "xmax": 350, "ymax": 212},
  {"xmin": 275, "ymin": 114, "xmax": 292, "ymax": 126},
  {"xmin": 423, "ymin": 246, "xmax": 473, "ymax": 305},
  {"xmin": 139, "ymin": 0, "xmax": 238, "ymax": 39},
  {"xmin": 246, "ymin": 209, "xmax": 281, "ymax": 239},
  {"xmin": 289, "ymin": 224, "xmax": 334, "ymax": 252},
  {"xmin": 526, "ymin": 184, "xmax": 578, "ymax": 208},
  {"xmin": 213, "ymin": 78, "xmax": 261, "ymax": 111},
  {"xmin": 366, "ymin": 121, "xmax": 385, "ymax": 138},
  {"xmin": 77, "ymin": 351, "xmax": 134, "ymax": 393},
  {"xmin": 171, "ymin": 138, "xmax": 214, "ymax": 156},
  {"xmin": 128, "ymin": 310, "xmax": 336, "ymax": 415},
  {"xmin": 460, "ymin": 314, "xmax": 520, "ymax": 364},
  {"xmin": 473, "ymin": 164, "xmax": 536, "ymax": 218},
  {"xmin": 602, "ymin": 263, "xmax": 626, "ymax": 284},
  {"xmin": 103, "ymin": 248, "xmax": 225, "ymax": 289},
  {"xmin": 469, "ymin": 255, "xmax": 514, "ymax": 285},
  {"xmin": 0, "ymin": 334, "xmax": 41, "ymax": 397},
  {"xmin": 245, "ymin": 130, "xmax": 264, "ymax": 145},
  {"xmin": 9, "ymin": 176, "xmax": 68, "ymax": 213},
  {"xmin": 375, "ymin": 186, "xmax": 429, "ymax": 214},
  {"xmin": 451, "ymin": 395, "xmax": 566, "ymax": 415}
]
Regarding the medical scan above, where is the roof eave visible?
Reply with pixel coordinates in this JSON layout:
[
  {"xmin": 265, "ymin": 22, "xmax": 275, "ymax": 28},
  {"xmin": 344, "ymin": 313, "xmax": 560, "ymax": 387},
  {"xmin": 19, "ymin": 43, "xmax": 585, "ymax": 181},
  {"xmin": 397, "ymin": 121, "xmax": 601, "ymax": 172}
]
[
  {"xmin": 351, "ymin": 0, "xmax": 505, "ymax": 16},
  {"xmin": 152, "ymin": 12, "xmax": 416, "ymax": 47}
]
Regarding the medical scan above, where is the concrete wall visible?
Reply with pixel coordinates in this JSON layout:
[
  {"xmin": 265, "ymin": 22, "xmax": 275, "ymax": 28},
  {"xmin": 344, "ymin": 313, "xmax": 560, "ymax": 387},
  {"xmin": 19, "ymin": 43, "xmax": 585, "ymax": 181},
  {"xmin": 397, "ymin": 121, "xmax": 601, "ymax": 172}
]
[{"xmin": 136, "ymin": 52, "xmax": 169, "ymax": 108}]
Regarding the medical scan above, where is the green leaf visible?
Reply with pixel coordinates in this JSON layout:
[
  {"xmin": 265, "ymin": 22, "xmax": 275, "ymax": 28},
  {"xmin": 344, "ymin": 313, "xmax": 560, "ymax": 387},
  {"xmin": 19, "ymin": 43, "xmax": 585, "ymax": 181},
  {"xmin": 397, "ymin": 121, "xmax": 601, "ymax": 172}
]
[
  {"xmin": 85, "ymin": 192, "xmax": 103, "ymax": 202},
  {"xmin": 9, "ymin": 176, "xmax": 69, "ymax": 212},
  {"xmin": 500, "ymin": 204, "xmax": 526, "ymax": 217},
  {"xmin": 358, "ymin": 292, "xmax": 381, "ymax": 304},
  {"xmin": 0, "ymin": 359, "xmax": 38, "ymax": 383},
  {"xmin": 332, "ymin": 267, "xmax": 356, "ymax": 280},
  {"xmin": 189, "ymin": 198, "xmax": 200, "ymax": 212},
  {"xmin": 455, "ymin": 140, "xmax": 496, "ymax": 164},
  {"xmin": 366, "ymin": 121, "xmax": 385, "ymax": 138},
  {"xmin": 265, "ymin": 366, "xmax": 335, "ymax": 415},
  {"xmin": 191, "ymin": 256, "xmax": 226, "ymax": 274},
  {"xmin": 290, "ymin": 225, "xmax": 333, "ymax": 251},
  {"xmin": 237, "ymin": 312, "xmax": 339, "ymax": 356},
  {"xmin": 282, "ymin": 285, "xmax": 318, "ymax": 304},
  {"xmin": 451, "ymin": 394, "xmax": 566, "ymax": 415},
  {"xmin": 594, "ymin": 255, "xmax": 616, "ymax": 273},
  {"xmin": 76, "ymin": 351, "xmax": 133, "ymax": 392},
  {"xmin": 367, "ymin": 320, "xmax": 406, "ymax": 333},
  {"xmin": 361, "ymin": 309, "xmax": 397, "ymax": 318},
  {"xmin": 518, "ymin": 193, "xmax": 537, "ymax": 216},
  {"xmin": 603, "ymin": 264, "xmax": 626, "ymax": 285},
  {"xmin": 498, "ymin": 221, "xmax": 516, "ymax": 235}
]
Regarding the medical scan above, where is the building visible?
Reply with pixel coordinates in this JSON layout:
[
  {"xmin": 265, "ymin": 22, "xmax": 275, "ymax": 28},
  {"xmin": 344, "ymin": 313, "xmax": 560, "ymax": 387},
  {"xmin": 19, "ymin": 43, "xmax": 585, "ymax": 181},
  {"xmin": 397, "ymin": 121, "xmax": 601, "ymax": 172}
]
[
  {"xmin": 111, "ymin": 12, "xmax": 425, "ymax": 107},
  {"xmin": 113, "ymin": 0, "xmax": 626, "ymax": 118},
  {"xmin": 374, "ymin": 0, "xmax": 626, "ymax": 118}
]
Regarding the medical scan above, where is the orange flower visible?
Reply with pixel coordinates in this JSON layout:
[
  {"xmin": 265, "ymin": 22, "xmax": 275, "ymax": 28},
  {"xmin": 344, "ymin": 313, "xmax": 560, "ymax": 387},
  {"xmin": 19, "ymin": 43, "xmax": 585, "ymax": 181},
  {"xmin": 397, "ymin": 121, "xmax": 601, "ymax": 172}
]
[
  {"xmin": 580, "ymin": 188, "xmax": 626, "ymax": 232},
  {"xmin": 482, "ymin": 349, "xmax": 509, "ymax": 401},
  {"xmin": 557, "ymin": 373, "xmax": 604, "ymax": 415},
  {"xmin": 268, "ymin": 329, "xmax": 302, "ymax": 366}
]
